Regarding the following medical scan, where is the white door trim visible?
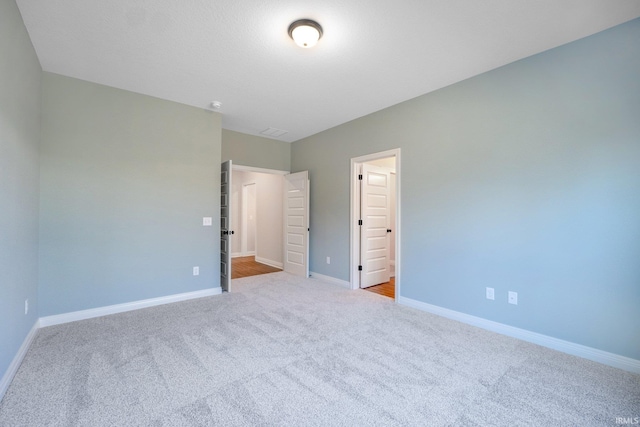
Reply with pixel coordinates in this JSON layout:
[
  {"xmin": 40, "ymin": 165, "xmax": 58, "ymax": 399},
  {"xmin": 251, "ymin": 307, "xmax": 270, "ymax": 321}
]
[
  {"xmin": 350, "ymin": 149, "xmax": 401, "ymax": 300},
  {"xmin": 232, "ymin": 164, "xmax": 289, "ymax": 175}
]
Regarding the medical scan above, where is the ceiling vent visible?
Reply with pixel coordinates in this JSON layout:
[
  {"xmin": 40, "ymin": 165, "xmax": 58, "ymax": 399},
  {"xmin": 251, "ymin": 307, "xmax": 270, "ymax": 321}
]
[{"xmin": 260, "ymin": 127, "xmax": 288, "ymax": 138}]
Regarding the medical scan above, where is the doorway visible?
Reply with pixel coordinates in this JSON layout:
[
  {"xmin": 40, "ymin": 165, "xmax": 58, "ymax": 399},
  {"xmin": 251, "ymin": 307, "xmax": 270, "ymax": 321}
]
[
  {"xmin": 350, "ymin": 149, "xmax": 401, "ymax": 300},
  {"xmin": 231, "ymin": 166, "xmax": 286, "ymax": 279},
  {"xmin": 220, "ymin": 162, "xmax": 311, "ymax": 290}
]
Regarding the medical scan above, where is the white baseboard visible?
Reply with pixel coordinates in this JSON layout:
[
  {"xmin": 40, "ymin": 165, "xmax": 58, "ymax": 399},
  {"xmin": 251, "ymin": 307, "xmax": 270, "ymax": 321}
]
[
  {"xmin": 232, "ymin": 252, "xmax": 256, "ymax": 258},
  {"xmin": 0, "ymin": 320, "xmax": 39, "ymax": 402},
  {"xmin": 398, "ymin": 296, "xmax": 640, "ymax": 374},
  {"xmin": 310, "ymin": 271, "xmax": 351, "ymax": 289},
  {"xmin": 255, "ymin": 256, "xmax": 283, "ymax": 269},
  {"xmin": 39, "ymin": 287, "xmax": 222, "ymax": 327}
]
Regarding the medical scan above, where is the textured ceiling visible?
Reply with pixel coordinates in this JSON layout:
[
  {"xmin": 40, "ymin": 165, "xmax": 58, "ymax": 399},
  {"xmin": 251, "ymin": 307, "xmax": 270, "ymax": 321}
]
[{"xmin": 16, "ymin": 0, "xmax": 640, "ymax": 142}]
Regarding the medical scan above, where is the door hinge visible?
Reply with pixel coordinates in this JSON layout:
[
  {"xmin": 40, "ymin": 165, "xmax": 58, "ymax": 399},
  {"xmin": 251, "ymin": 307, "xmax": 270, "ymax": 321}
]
[
  {"xmin": 358, "ymin": 174, "xmax": 363, "ymax": 180},
  {"xmin": 358, "ymin": 265, "xmax": 363, "ymax": 271},
  {"xmin": 358, "ymin": 219, "xmax": 363, "ymax": 226},
  {"xmin": 387, "ymin": 229, "xmax": 392, "ymax": 233}
]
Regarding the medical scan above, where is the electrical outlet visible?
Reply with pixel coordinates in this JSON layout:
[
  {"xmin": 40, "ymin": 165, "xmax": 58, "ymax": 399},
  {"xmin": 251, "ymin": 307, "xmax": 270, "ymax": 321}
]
[
  {"xmin": 193, "ymin": 266, "xmax": 200, "ymax": 276},
  {"xmin": 202, "ymin": 217, "xmax": 212, "ymax": 226},
  {"xmin": 508, "ymin": 291, "xmax": 518, "ymax": 305},
  {"xmin": 25, "ymin": 299, "xmax": 29, "ymax": 315},
  {"xmin": 326, "ymin": 256, "xmax": 331, "ymax": 264},
  {"xmin": 486, "ymin": 287, "xmax": 495, "ymax": 300}
]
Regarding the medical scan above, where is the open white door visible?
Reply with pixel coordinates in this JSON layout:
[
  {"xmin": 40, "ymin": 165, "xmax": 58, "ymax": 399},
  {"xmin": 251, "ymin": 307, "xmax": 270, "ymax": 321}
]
[
  {"xmin": 360, "ymin": 164, "xmax": 391, "ymax": 288},
  {"xmin": 284, "ymin": 171, "xmax": 309, "ymax": 277},
  {"xmin": 220, "ymin": 160, "xmax": 233, "ymax": 291}
]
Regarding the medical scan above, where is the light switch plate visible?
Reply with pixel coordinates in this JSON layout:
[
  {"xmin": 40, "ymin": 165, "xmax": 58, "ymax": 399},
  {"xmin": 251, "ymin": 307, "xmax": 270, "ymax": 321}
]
[
  {"xmin": 486, "ymin": 287, "xmax": 495, "ymax": 300},
  {"xmin": 203, "ymin": 217, "xmax": 212, "ymax": 226}
]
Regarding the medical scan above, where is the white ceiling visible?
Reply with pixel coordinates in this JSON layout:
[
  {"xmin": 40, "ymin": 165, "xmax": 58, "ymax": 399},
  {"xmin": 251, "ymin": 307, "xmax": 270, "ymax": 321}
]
[{"xmin": 16, "ymin": 0, "xmax": 640, "ymax": 143}]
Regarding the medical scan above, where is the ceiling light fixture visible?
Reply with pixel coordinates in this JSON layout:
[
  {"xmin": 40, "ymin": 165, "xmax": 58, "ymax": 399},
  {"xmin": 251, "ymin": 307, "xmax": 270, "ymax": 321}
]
[{"xmin": 288, "ymin": 19, "xmax": 323, "ymax": 48}]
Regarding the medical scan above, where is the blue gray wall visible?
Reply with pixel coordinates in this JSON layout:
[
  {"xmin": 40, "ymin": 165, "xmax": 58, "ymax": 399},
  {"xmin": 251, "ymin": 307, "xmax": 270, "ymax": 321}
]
[
  {"xmin": 222, "ymin": 129, "xmax": 291, "ymax": 171},
  {"xmin": 292, "ymin": 19, "xmax": 640, "ymax": 359},
  {"xmin": 0, "ymin": 0, "xmax": 42, "ymax": 384},
  {"xmin": 39, "ymin": 73, "xmax": 221, "ymax": 316}
]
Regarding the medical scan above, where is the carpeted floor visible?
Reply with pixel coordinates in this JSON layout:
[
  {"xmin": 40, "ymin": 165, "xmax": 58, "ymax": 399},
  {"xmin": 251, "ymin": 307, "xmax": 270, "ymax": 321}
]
[{"xmin": 1, "ymin": 272, "xmax": 638, "ymax": 426}]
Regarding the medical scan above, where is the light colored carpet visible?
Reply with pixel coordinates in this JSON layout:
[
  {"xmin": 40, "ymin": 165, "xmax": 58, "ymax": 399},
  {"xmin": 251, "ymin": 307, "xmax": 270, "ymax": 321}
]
[{"xmin": 1, "ymin": 272, "xmax": 638, "ymax": 426}]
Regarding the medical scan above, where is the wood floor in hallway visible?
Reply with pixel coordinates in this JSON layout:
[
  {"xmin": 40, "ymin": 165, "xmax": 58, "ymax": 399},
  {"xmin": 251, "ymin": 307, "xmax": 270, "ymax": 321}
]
[
  {"xmin": 233, "ymin": 256, "xmax": 394, "ymax": 299},
  {"xmin": 232, "ymin": 256, "xmax": 282, "ymax": 279},
  {"xmin": 362, "ymin": 277, "xmax": 395, "ymax": 299}
]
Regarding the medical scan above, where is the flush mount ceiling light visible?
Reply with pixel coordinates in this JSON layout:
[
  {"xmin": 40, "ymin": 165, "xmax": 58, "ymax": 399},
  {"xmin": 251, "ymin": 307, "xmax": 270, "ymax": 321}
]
[{"xmin": 288, "ymin": 19, "xmax": 323, "ymax": 48}]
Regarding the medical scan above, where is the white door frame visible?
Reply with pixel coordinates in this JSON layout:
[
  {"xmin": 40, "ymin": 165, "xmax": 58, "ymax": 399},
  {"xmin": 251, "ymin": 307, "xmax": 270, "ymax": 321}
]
[
  {"xmin": 232, "ymin": 164, "xmax": 289, "ymax": 176},
  {"xmin": 350, "ymin": 149, "xmax": 401, "ymax": 300}
]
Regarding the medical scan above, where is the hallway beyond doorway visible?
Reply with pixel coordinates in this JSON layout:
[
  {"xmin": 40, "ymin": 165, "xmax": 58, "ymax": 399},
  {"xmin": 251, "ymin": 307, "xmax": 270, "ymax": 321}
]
[
  {"xmin": 232, "ymin": 256, "xmax": 281, "ymax": 279},
  {"xmin": 362, "ymin": 277, "xmax": 395, "ymax": 299}
]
